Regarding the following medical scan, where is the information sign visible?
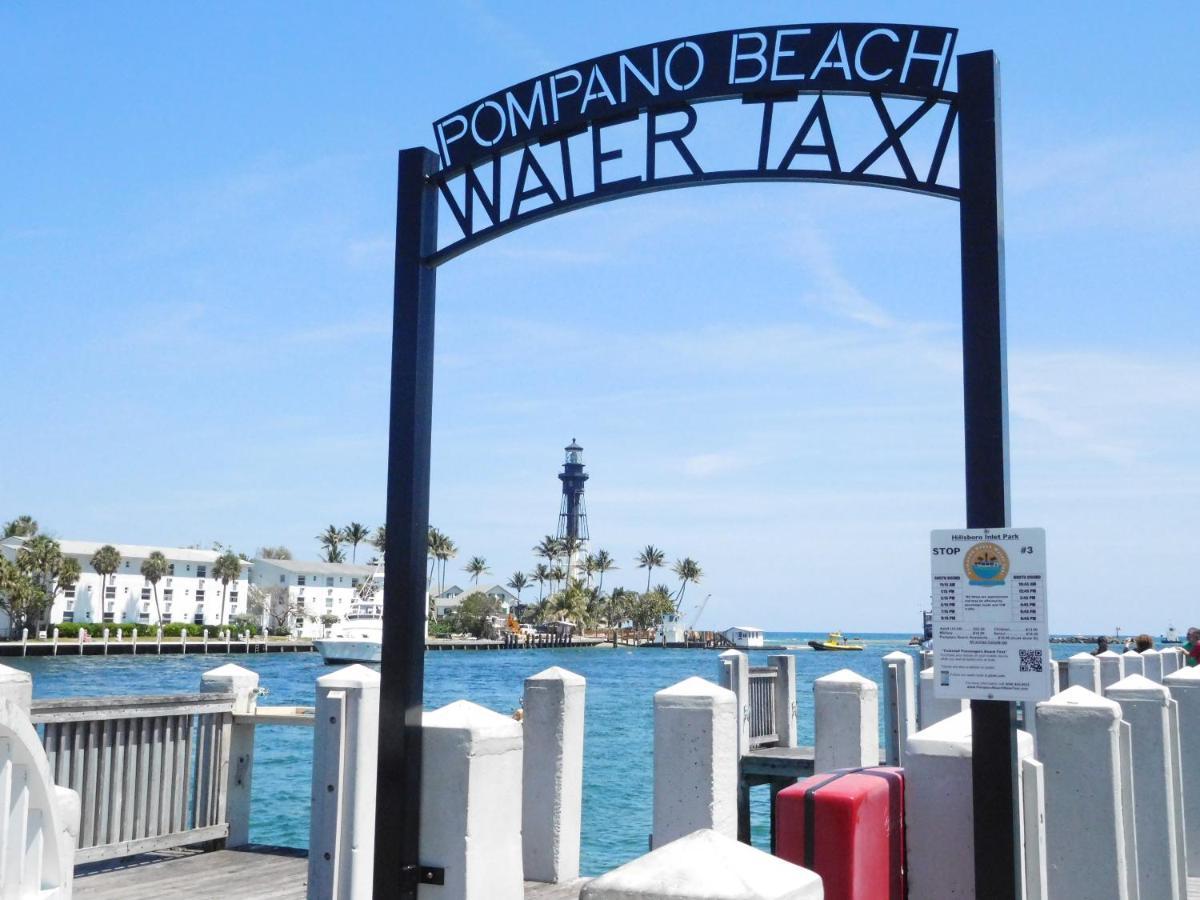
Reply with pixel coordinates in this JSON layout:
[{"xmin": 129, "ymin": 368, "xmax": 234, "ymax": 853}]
[{"xmin": 930, "ymin": 528, "xmax": 1050, "ymax": 702}]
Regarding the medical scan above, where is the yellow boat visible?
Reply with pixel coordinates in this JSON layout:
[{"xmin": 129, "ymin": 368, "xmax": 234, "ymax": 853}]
[{"xmin": 808, "ymin": 631, "xmax": 865, "ymax": 652}]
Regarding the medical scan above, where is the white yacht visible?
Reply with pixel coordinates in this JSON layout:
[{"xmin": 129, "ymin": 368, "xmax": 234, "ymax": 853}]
[{"xmin": 314, "ymin": 600, "xmax": 383, "ymax": 664}]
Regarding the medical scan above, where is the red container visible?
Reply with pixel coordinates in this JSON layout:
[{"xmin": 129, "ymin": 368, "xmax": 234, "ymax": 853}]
[{"xmin": 775, "ymin": 767, "xmax": 905, "ymax": 900}]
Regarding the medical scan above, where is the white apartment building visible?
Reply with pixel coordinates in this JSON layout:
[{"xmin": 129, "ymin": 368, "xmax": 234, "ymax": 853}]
[
  {"xmin": 250, "ymin": 557, "xmax": 383, "ymax": 638},
  {"xmin": 0, "ymin": 537, "xmax": 251, "ymax": 629}
]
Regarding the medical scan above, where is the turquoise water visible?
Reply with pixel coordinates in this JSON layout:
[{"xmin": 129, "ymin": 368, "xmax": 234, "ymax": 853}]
[{"xmin": 6, "ymin": 634, "xmax": 1085, "ymax": 875}]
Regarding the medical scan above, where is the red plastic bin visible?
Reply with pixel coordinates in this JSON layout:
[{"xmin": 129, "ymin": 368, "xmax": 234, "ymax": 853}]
[{"xmin": 775, "ymin": 766, "xmax": 905, "ymax": 900}]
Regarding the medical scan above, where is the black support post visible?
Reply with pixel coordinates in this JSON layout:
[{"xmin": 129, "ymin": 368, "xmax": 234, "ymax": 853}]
[
  {"xmin": 375, "ymin": 147, "xmax": 439, "ymax": 899},
  {"xmin": 958, "ymin": 51, "xmax": 1020, "ymax": 900}
]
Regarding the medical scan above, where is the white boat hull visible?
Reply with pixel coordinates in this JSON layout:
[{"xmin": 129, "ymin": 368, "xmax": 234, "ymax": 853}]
[{"xmin": 314, "ymin": 638, "xmax": 382, "ymax": 665}]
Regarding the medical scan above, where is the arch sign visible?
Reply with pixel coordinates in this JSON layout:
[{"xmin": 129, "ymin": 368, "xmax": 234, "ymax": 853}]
[{"xmin": 376, "ymin": 23, "xmax": 1018, "ymax": 900}]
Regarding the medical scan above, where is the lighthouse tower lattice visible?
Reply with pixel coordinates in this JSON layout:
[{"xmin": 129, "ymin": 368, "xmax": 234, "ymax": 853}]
[{"xmin": 556, "ymin": 440, "xmax": 589, "ymax": 580}]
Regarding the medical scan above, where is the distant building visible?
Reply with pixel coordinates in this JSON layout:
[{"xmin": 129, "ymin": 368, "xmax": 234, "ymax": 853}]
[
  {"xmin": 432, "ymin": 584, "xmax": 515, "ymax": 619},
  {"xmin": 250, "ymin": 557, "xmax": 383, "ymax": 638},
  {"xmin": 0, "ymin": 537, "xmax": 250, "ymax": 630}
]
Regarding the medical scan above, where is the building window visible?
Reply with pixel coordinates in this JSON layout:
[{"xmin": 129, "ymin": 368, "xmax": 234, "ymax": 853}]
[
  {"xmin": 163, "ymin": 588, "xmax": 173, "ymax": 603},
  {"xmin": 105, "ymin": 586, "xmax": 116, "ymax": 600},
  {"xmin": 103, "ymin": 612, "xmax": 115, "ymax": 623},
  {"xmin": 62, "ymin": 612, "xmax": 75, "ymax": 623},
  {"xmin": 139, "ymin": 609, "xmax": 150, "ymax": 623},
  {"xmin": 279, "ymin": 575, "xmax": 285, "ymax": 584},
  {"xmin": 168, "ymin": 564, "xmax": 175, "ymax": 576},
  {"xmin": 230, "ymin": 604, "xmax": 238, "ymax": 616},
  {"xmin": 326, "ymin": 576, "xmax": 334, "ymax": 587},
  {"xmin": 230, "ymin": 590, "xmax": 239, "ymax": 604},
  {"xmin": 141, "ymin": 587, "xmax": 152, "ymax": 601},
  {"xmin": 124, "ymin": 560, "xmax": 130, "ymax": 569},
  {"xmin": 162, "ymin": 612, "xmax": 173, "ymax": 624},
  {"xmin": 351, "ymin": 578, "xmax": 360, "ymax": 588},
  {"xmin": 196, "ymin": 590, "xmax": 205, "ymax": 603},
  {"xmin": 64, "ymin": 585, "xmax": 75, "ymax": 598},
  {"xmin": 193, "ymin": 608, "xmax": 205, "ymax": 625},
  {"xmin": 298, "ymin": 575, "xmax": 306, "ymax": 586},
  {"xmin": 108, "ymin": 574, "xmax": 117, "ymax": 584},
  {"xmin": 196, "ymin": 565, "xmax": 207, "ymax": 578}
]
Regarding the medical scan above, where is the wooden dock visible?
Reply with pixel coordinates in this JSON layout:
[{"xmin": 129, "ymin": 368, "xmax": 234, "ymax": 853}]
[
  {"xmin": 0, "ymin": 638, "xmax": 314, "ymax": 657},
  {"xmin": 73, "ymin": 846, "xmax": 588, "ymax": 898}
]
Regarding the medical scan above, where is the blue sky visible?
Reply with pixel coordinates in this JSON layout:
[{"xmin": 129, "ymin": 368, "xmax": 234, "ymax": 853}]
[{"xmin": 3, "ymin": 2, "xmax": 1198, "ymax": 633}]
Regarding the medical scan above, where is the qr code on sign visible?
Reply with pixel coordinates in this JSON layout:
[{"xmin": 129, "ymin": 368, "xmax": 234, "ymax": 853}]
[{"xmin": 1019, "ymin": 649, "xmax": 1044, "ymax": 672}]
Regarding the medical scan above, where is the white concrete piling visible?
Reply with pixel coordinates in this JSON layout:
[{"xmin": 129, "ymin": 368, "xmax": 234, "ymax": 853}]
[
  {"xmin": 1165, "ymin": 665, "xmax": 1200, "ymax": 875},
  {"xmin": 1121, "ymin": 649, "xmax": 1144, "ymax": 677},
  {"xmin": 814, "ymin": 669, "xmax": 878, "ymax": 773},
  {"xmin": 1097, "ymin": 650, "xmax": 1124, "ymax": 693},
  {"xmin": 1106, "ymin": 674, "xmax": 1183, "ymax": 900},
  {"xmin": 653, "ymin": 676, "xmax": 737, "ymax": 848},
  {"xmin": 308, "ymin": 664, "xmax": 381, "ymax": 900},
  {"xmin": 200, "ymin": 663, "xmax": 259, "ymax": 847},
  {"xmin": 0, "ymin": 663, "xmax": 33, "ymax": 714},
  {"xmin": 1162, "ymin": 647, "xmax": 1182, "ymax": 677},
  {"xmin": 1142, "ymin": 648, "xmax": 1163, "ymax": 683},
  {"xmin": 1066, "ymin": 652, "xmax": 1099, "ymax": 692},
  {"xmin": 769, "ymin": 655, "xmax": 798, "ymax": 748},
  {"xmin": 882, "ymin": 651, "xmax": 917, "ymax": 766},
  {"xmin": 522, "ymin": 666, "xmax": 585, "ymax": 884},
  {"xmin": 1036, "ymin": 686, "xmax": 1135, "ymax": 900},
  {"xmin": 419, "ymin": 699, "xmax": 525, "ymax": 900},
  {"xmin": 581, "ymin": 828, "xmax": 823, "ymax": 900},
  {"xmin": 917, "ymin": 666, "xmax": 966, "ymax": 730},
  {"xmin": 717, "ymin": 650, "xmax": 750, "ymax": 757},
  {"xmin": 904, "ymin": 710, "xmax": 1034, "ymax": 900}
]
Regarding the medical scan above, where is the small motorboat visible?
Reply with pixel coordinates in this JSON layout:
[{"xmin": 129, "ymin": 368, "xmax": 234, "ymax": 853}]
[{"xmin": 808, "ymin": 631, "xmax": 864, "ymax": 652}]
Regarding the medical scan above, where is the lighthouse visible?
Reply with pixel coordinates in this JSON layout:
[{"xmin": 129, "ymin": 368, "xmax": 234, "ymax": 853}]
[{"xmin": 556, "ymin": 439, "xmax": 589, "ymax": 582}]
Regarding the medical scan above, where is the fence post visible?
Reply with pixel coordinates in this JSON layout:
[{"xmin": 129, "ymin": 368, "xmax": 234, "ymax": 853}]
[
  {"xmin": 814, "ymin": 669, "xmax": 878, "ymax": 773},
  {"xmin": 200, "ymin": 663, "xmax": 260, "ymax": 848},
  {"xmin": 882, "ymin": 651, "xmax": 916, "ymax": 765},
  {"xmin": 1036, "ymin": 686, "xmax": 1134, "ymax": 900},
  {"xmin": 1022, "ymin": 757, "xmax": 1049, "ymax": 900},
  {"xmin": 1121, "ymin": 649, "xmax": 1144, "ymax": 677},
  {"xmin": 1142, "ymin": 648, "xmax": 1163, "ymax": 683},
  {"xmin": 308, "ymin": 664, "xmax": 380, "ymax": 900},
  {"xmin": 1165, "ymin": 666, "xmax": 1200, "ymax": 874},
  {"xmin": 156, "ymin": 625, "xmax": 163, "ymax": 654},
  {"xmin": 1097, "ymin": 650, "xmax": 1124, "ymax": 692},
  {"xmin": 132, "ymin": 627, "xmax": 138, "ymax": 655},
  {"xmin": 419, "ymin": 700, "xmax": 524, "ymax": 900},
  {"xmin": 580, "ymin": 829, "xmax": 823, "ymax": 900},
  {"xmin": 918, "ymin": 666, "xmax": 966, "ymax": 730},
  {"xmin": 769, "ymin": 654, "xmax": 797, "ymax": 748},
  {"xmin": 103, "ymin": 627, "xmax": 109, "ymax": 655},
  {"xmin": 653, "ymin": 677, "xmax": 737, "ymax": 848},
  {"xmin": 522, "ymin": 666, "xmax": 585, "ymax": 884},
  {"xmin": 21, "ymin": 627, "xmax": 27, "ymax": 657},
  {"xmin": 52, "ymin": 627, "xmax": 58, "ymax": 655},
  {"xmin": 716, "ymin": 650, "xmax": 750, "ymax": 758},
  {"xmin": 1066, "ymin": 652, "xmax": 1099, "ymax": 691},
  {"xmin": 1105, "ymin": 674, "xmax": 1182, "ymax": 899}
]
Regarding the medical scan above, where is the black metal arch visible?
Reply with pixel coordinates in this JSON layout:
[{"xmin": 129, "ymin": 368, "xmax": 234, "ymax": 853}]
[{"xmin": 377, "ymin": 35, "xmax": 1017, "ymax": 900}]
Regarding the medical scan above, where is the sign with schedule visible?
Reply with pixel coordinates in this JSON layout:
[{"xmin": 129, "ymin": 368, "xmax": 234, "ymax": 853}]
[{"xmin": 930, "ymin": 528, "xmax": 1050, "ymax": 702}]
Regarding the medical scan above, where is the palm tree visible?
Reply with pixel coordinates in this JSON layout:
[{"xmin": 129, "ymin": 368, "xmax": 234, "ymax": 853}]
[
  {"xmin": 671, "ymin": 557, "xmax": 702, "ymax": 609},
  {"xmin": 140, "ymin": 551, "xmax": 169, "ymax": 624},
  {"xmin": 343, "ymin": 522, "xmax": 371, "ymax": 563},
  {"xmin": 464, "ymin": 556, "xmax": 489, "ymax": 586},
  {"xmin": 636, "ymin": 545, "xmax": 666, "ymax": 592},
  {"xmin": 436, "ymin": 535, "xmax": 457, "ymax": 594},
  {"xmin": 371, "ymin": 525, "xmax": 387, "ymax": 554},
  {"xmin": 322, "ymin": 545, "xmax": 346, "ymax": 564},
  {"xmin": 17, "ymin": 538, "xmax": 78, "ymax": 633},
  {"xmin": 213, "ymin": 551, "xmax": 243, "ymax": 625},
  {"xmin": 2, "ymin": 515, "xmax": 38, "ymax": 539},
  {"xmin": 427, "ymin": 526, "xmax": 443, "ymax": 588},
  {"xmin": 90, "ymin": 544, "xmax": 122, "ymax": 618},
  {"xmin": 531, "ymin": 563, "xmax": 551, "ymax": 601},
  {"xmin": 507, "ymin": 571, "xmax": 529, "ymax": 604},
  {"xmin": 316, "ymin": 525, "xmax": 343, "ymax": 558},
  {"xmin": 583, "ymin": 554, "xmax": 598, "ymax": 588},
  {"xmin": 593, "ymin": 549, "xmax": 617, "ymax": 593}
]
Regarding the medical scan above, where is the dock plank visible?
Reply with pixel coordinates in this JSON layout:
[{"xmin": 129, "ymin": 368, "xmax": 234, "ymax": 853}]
[{"xmin": 73, "ymin": 847, "xmax": 589, "ymax": 898}]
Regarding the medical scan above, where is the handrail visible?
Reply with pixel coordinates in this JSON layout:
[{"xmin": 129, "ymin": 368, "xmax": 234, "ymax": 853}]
[{"xmin": 31, "ymin": 692, "xmax": 235, "ymax": 724}]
